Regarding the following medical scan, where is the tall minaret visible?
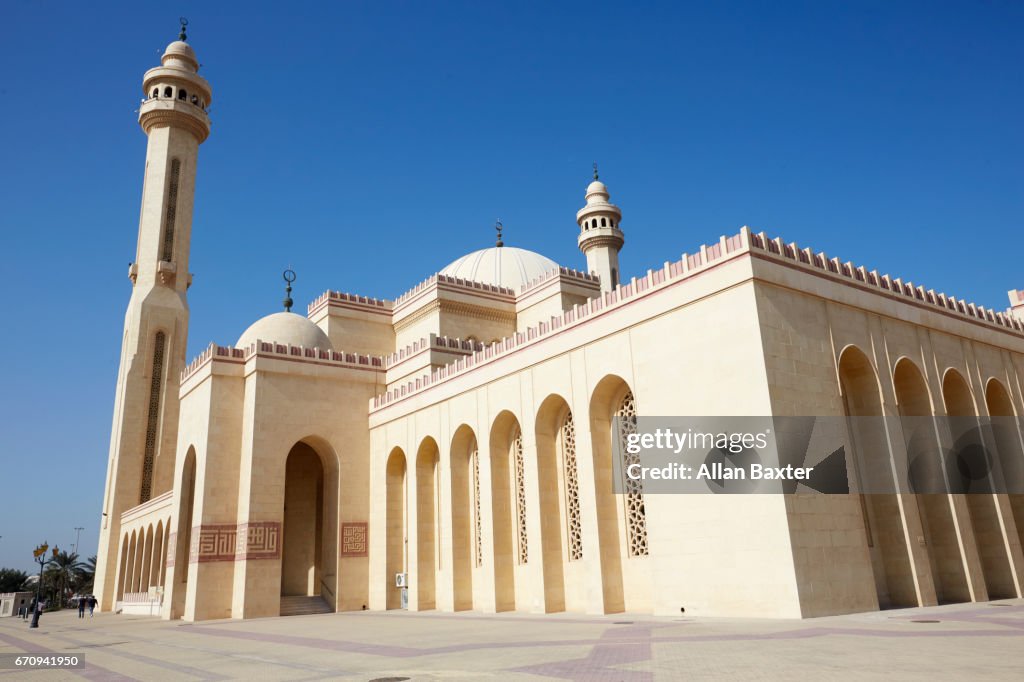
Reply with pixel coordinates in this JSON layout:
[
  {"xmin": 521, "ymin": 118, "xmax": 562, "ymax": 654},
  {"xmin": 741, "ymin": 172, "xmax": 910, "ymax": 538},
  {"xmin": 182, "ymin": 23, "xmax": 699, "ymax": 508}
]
[
  {"xmin": 576, "ymin": 165, "xmax": 625, "ymax": 291},
  {"xmin": 94, "ymin": 22, "xmax": 212, "ymax": 611}
]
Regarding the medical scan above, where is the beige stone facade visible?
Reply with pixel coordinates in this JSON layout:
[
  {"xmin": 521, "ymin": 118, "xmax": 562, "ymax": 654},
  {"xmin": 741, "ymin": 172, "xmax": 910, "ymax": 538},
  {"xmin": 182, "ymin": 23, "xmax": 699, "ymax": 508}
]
[{"xmin": 95, "ymin": 32, "xmax": 1024, "ymax": 622}]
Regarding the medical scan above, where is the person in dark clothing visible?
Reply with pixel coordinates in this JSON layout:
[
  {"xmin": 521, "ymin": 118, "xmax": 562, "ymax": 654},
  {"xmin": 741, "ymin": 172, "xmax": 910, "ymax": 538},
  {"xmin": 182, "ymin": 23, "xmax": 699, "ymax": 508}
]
[
  {"xmin": 78, "ymin": 597, "xmax": 86, "ymax": 618},
  {"xmin": 88, "ymin": 596, "xmax": 97, "ymax": 618}
]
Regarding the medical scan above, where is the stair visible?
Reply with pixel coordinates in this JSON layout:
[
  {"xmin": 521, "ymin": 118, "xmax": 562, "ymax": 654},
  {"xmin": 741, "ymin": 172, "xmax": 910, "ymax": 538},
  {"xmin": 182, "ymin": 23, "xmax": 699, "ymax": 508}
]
[{"xmin": 279, "ymin": 595, "xmax": 333, "ymax": 617}]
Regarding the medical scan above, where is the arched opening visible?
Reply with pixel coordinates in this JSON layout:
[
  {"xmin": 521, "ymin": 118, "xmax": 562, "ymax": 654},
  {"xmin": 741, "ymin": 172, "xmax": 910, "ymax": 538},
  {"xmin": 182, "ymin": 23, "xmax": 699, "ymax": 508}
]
[
  {"xmin": 894, "ymin": 358, "xmax": 970, "ymax": 604},
  {"xmin": 488, "ymin": 411, "xmax": 521, "ymax": 611},
  {"xmin": 178, "ymin": 89, "xmax": 187, "ymax": 100},
  {"xmin": 140, "ymin": 525, "xmax": 154, "ymax": 593},
  {"xmin": 535, "ymin": 394, "xmax": 576, "ymax": 612},
  {"xmin": 601, "ymin": 217, "xmax": 607, "ymax": 227},
  {"xmin": 151, "ymin": 88, "xmax": 158, "ymax": 98},
  {"xmin": 986, "ymin": 378, "xmax": 1024, "ymax": 586},
  {"xmin": 589, "ymin": 375, "xmax": 642, "ymax": 614},
  {"xmin": 163, "ymin": 86, "xmax": 173, "ymax": 98},
  {"xmin": 152, "ymin": 521, "xmax": 165, "ymax": 592},
  {"xmin": 450, "ymin": 425, "xmax": 478, "ymax": 610},
  {"xmin": 944, "ymin": 371, "xmax": 1015, "ymax": 598},
  {"xmin": 117, "ymin": 533, "xmax": 129, "ymax": 601},
  {"xmin": 415, "ymin": 437, "xmax": 439, "ymax": 610},
  {"xmin": 386, "ymin": 448, "xmax": 407, "ymax": 610},
  {"xmin": 280, "ymin": 442, "xmax": 325, "ymax": 601},
  {"xmin": 171, "ymin": 447, "xmax": 197, "ymax": 619},
  {"xmin": 839, "ymin": 346, "xmax": 917, "ymax": 608}
]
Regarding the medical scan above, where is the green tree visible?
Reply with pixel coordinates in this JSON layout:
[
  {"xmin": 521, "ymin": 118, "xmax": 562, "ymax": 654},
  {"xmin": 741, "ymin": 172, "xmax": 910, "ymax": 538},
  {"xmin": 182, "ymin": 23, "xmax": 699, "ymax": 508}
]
[
  {"xmin": 45, "ymin": 551, "xmax": 84, "ymax": 608},
  {"xmin": 0, "ymin": 568, "xmax": 30, "ymax": 592}
]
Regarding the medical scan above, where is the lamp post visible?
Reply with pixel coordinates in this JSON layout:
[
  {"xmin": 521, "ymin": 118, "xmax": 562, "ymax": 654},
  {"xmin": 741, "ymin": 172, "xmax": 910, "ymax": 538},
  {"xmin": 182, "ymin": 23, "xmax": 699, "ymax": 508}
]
[{"xmin": 29, "ymin": 543, "xmax": 56, "ymax": 629}]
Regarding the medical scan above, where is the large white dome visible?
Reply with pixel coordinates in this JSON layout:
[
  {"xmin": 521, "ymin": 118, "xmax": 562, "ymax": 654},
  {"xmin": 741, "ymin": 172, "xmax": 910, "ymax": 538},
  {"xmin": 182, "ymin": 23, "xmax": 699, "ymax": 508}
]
[
  {"xmin": 439, "ymin": 246, "xmax": 559, "ymax": 290},
  {"xmin": 237, "ymin": 312, "xmax": 333, "ymax": 350}
]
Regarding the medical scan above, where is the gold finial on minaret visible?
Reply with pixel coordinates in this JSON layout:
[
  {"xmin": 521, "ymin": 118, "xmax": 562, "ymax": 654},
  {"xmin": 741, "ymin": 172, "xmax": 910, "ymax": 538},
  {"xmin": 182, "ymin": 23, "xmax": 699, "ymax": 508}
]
[
  {"xmin": 495, "ymin": 219, "xmax": 504, "ymax": 247},
  {"xmin": 179, "ymin": 17, "xmax": 188, "ymax": 41}
]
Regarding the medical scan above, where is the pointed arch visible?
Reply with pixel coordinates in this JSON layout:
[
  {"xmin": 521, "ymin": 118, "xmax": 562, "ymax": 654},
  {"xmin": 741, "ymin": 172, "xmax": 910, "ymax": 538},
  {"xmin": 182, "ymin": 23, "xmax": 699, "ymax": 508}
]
[
  {"xmin": 535, "ymin": 394, "xmax": 574, "ymax": 612},
  {"xmin": 450, "ymin": 424, "xmax": 478, "ymax": 610},
  {"xmin": 986, "ymin": 378, "xmax": 1024, "ymax": 564},
  {"xmin": 414, "ymin": 436, "xmax": 440, "ymax": 610},
  {"xmin": 893, "ymin": 358, "xmax": 970, "ymax": 604},
  {"xmin": 488, "ymin": 410, "xmax": 521, "ymax": 611},
  {"xmin": 385, "ymin": 447, "xmax": 407, "ymax": 610},
  {"xmin": 838, "ymin": 345, "xmax": 916, "ymax": 608},
  {"xmin": 588, "ymin": 374, "xmax": 642, "ymax": 614}
]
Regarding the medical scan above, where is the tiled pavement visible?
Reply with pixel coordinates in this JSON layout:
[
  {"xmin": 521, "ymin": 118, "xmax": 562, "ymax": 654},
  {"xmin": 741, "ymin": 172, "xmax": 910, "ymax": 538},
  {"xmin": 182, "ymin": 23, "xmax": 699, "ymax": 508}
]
[{"xmin": 1, "ymin": 600, "xmax": 1022, "ymax": 681}]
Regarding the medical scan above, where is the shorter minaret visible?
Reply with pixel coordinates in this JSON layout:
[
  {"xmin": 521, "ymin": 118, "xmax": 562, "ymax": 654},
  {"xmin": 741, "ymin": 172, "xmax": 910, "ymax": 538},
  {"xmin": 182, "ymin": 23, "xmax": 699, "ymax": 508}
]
[{"xmin": 576, "ymin": 164, "xmax": 624, "ymax": 291}]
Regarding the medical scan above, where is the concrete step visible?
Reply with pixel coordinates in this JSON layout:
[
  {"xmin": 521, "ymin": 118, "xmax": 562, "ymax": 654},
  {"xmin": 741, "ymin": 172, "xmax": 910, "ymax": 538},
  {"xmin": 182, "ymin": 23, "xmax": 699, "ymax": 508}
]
[{"xmin": 280, "ymin": 596, "xmax": 332, "ymax": 617}]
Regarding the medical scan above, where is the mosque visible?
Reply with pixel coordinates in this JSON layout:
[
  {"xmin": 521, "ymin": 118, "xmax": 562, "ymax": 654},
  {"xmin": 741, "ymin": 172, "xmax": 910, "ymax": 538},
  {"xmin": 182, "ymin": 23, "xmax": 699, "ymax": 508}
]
[{"xmin": 94, "ymin": 28, "xmax": 1024, "ymax": 621}]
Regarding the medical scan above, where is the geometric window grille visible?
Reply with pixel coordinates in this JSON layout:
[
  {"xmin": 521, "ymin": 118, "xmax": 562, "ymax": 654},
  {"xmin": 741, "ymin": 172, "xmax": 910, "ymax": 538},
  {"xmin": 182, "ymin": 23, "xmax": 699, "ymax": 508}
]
[
  {"xmin": 472, "ymin": 447, "xmax": 483, "ymax": 567},
  {"xmin": 513, "ymin": 428, "xmax": 528, "ymax": 565},
  {"xmin": 161, "ymin": 159, "xmax": 181, "ymax": 262},
  {"xmin": 560, "ymin": 411, "xmax": 583, "ymax": 561},
  {"xmin": 617, "ymin": 391, "xmax": 648, "ymax": 557},
  {"xmin": 140, "ymin": 331, "xmax": 166, "ymax": 503}
]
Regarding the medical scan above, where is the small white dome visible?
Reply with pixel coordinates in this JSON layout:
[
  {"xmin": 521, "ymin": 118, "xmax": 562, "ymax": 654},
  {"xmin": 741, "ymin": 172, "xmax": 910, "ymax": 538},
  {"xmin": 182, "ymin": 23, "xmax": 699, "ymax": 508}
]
[
  {"xmin": 439, "ymin": 247, "xmax": 559, "ymax": 290},
  {"xmin": 237, "ymin": 312, "xmax": 333, "ymax": 350},
  {"xmin": 162, "ymin": 41, "xmax": 199, "ymax": 70},
  {"xmin": 587, "ymin": 180, "xmax": 607, "ymax": 194}
]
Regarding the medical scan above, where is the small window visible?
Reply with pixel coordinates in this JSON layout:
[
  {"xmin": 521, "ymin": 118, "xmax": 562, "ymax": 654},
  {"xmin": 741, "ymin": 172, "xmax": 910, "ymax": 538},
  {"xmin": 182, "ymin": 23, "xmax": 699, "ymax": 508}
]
[
  {"xmin": 178, "ymin": 89, "xmax": 187, "ymax": 101},
  {"xmin": 151, "ymin": 88, "xmax": 158, "ymax": 98},
  {"xmin": 191, "ymin": 94, "xmax": 198, "ymax": 104},
  {"xmin": 163, "ymin": 86, "xmax": 173, "ymax": 97},
  {"xmin": 601, "ymin": 217, "xmax": 607, "ymax": 227}
]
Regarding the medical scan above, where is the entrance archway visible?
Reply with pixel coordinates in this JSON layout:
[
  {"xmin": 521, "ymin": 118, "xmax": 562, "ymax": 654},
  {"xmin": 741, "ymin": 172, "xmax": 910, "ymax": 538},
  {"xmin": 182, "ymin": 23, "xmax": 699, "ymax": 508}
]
[
  {"xmin": 894, "ymin": 359, "xmax": 970, "ymax": 604},
  {"xmin": 450, "ymin": 425, "xmax": 477, "ymax": 610},
  {"xmin": 944, "ymin": 370, "xmax": 1015, "ymax": 599},
  {"xmin": 281, "ymin": 442, "xmax": 325, "ymax": 599},
  {"xmin": 488, "ymin": 411, "xmax": 520, "ymax": 611},
  {"xmin": 386, "ymin": 447, "xmax": 407, "ymax": 610},
  {"xmin": 986, "ymin": 379, "xmax": 1024, "ymax": 580},
  {"xmin": 415, "ymin": 437, "xmax": 439, "ymax": 610},
  {"xmin": 171, "ymin": 447, "xmax": 196, "ymax": 619},
  {"xmin": 839, "ymin": 347, "xmax": 917, "ymax": 608}
]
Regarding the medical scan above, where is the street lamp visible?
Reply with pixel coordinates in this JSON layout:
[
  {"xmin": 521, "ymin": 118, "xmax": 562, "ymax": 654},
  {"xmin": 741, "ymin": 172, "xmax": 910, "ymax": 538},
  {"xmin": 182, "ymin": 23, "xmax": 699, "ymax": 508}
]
[{"xmin": 29, "ymin": 543, "xmax": 57, "ymax": 629}]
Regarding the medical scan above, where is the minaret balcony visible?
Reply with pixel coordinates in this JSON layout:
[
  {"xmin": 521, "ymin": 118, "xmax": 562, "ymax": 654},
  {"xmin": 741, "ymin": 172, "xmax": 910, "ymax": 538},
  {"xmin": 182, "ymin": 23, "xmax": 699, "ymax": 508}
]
[{"xmin": 139, "ymin": 98, "xmax": 211, "ymax": 142}]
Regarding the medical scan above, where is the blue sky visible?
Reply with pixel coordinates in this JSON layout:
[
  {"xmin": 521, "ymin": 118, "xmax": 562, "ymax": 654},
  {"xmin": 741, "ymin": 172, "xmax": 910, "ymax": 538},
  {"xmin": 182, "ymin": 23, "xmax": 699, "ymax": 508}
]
[{"xmin": 1, "ymin": 1, "xmax": 1021, "ymax": 572}]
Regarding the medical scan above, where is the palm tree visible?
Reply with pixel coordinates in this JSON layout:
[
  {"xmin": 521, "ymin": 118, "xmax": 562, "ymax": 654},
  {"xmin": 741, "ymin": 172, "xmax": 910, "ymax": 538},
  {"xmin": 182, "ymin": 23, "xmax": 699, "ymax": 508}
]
[
  {"xmin": 75, "ymin": 556, "xmax": 97, "ymax": 595},
  {"xmin": 45, "ymin": 551, "xmax": 85, "ymax": 608}
]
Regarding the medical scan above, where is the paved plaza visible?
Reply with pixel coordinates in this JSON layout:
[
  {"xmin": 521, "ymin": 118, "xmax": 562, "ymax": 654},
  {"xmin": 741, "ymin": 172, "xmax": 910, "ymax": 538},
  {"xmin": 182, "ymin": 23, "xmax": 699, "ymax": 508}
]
[{"xmin": 1, "ymin": 600, "xmax": 1023, "ymax": 681}]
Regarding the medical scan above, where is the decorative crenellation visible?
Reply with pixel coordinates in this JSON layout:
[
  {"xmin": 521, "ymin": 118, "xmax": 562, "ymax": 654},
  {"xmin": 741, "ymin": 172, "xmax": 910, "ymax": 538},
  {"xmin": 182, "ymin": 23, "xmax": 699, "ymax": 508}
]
[
  {"xmin": 517, "ymin": 266, "xmax": 600, "ymax": 296},
  {"xmin": 746, "ymin": 231, "xmax": 1024, "ymax": 333},
  {"xmin": 372, "ymin": 227, "xmax": 1024, "ymax": 411},
  {"xmin": 308, "ymin": 290, "xmax": 393, "ymax": 316},
  {"xmin": 372, "ymin": 230, "xmax": 752, "ymax": 409},
  {"xmin": 384, "ymin": 334, "xmax": 485, "ymax": 369},
  {"xmin": 181, "ymin": 341, "xmax": 385, "ymax": 384},
  {"xmin": 393, "ymin": 273, "xmax": 517, "ymax": 310}
]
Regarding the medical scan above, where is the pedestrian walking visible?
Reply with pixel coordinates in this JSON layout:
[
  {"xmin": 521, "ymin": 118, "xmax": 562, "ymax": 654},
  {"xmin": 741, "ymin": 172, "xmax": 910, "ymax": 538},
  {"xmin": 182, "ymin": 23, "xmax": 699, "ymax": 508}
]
[
  {"xmin": 88, "ymin": 596, "xmax": 96, "ymax": 618},
  {"xmin": 78, "ymin": 596, "xmax": 86, "ymax": 619}
]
